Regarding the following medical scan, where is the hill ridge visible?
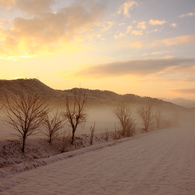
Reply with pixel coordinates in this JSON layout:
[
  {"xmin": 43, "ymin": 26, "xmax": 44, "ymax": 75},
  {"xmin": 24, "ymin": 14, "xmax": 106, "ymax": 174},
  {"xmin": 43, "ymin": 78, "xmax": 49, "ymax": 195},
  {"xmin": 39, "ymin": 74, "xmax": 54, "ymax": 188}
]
[{"xmin": 0, "ymin": 78, "xmax": 187, "ymax": 109}]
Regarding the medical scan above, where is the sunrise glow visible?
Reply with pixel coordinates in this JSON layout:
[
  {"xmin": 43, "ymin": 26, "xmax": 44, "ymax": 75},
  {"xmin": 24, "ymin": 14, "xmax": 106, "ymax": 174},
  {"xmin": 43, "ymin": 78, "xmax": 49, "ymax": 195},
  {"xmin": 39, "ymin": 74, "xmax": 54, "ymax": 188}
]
[{"xmin": 0, "ymin": 0, "xmax": 195, "ymax": 100}]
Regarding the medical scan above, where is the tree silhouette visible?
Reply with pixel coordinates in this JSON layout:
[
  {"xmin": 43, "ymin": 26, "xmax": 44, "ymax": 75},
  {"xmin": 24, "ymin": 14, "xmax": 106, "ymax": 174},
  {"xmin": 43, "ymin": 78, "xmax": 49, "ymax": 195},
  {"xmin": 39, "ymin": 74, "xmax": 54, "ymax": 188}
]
[
  {"xmin": 113, "ymin": 103, "xmax": 135, "ymax": 137},
  {"xmin": 64, "ymin": 89, "xmax": 87, "ymax": 145},
  {"xmin": 43, "ymin": 110, "xmax": 64, "ymax": 144},
  {"xmin": 4, "ymin": 91, "xmax": 48, "ymax": 152},
  {"xmin": 137, "ymin": 104, "xmax": 153, "ymax": 132}
]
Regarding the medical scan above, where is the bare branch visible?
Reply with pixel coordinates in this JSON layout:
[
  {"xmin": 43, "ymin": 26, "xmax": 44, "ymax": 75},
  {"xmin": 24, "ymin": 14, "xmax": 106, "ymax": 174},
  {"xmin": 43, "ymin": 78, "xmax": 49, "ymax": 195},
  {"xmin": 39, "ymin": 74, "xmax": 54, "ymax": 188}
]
[
  {"xmin": 43, "ymin": 110, "xmax": 64, "ymax": 144},
  {"xmin": 3, "ymin": 90, "xmax": 49, "ymax": 152},
  {"xmin": 137, "ymin": 104, "xmax": 153, "ymax": 132},
  {"xmin": 113, "ymin": 103, "xmax": 135, "ymax": 137},
  {"xmin": 64, "ymin": 89, "xmax": 87, "ymax": 145}
]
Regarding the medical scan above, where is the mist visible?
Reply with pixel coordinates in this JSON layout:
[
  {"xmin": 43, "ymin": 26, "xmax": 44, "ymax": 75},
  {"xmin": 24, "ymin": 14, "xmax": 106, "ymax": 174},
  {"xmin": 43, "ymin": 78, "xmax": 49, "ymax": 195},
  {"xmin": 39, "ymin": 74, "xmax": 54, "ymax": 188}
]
[{"xmin": 1, "ymin": 99, "xmax": 195, "ymax": 139}]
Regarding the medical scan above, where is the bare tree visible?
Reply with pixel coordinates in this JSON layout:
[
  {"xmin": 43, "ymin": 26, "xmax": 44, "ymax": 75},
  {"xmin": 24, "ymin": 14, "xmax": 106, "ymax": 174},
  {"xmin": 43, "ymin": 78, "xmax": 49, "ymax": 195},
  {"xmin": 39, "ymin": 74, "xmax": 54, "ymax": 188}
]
[
  {"xmin": 64, "ymin": 89, "xmax": 87, "ymax": 145},
  {"xmin": 4, "ymin": 91, "xmax": 49, "ymax": 153},
  {"xmin": 137, "ymin": 104, "xmax": 153, "ymax": 133},
  {"xmin": 43, "ymin": 110, "xmax": 64, "ymax": 144},
  {"xmin": 154, "ymin": 108, "xmax": 162, "ymax": 129},
  {"xmin": 89, "ymin": 123, "xmax": 95, "ymax": 145},
  {"xmin": 113, "ymin": 103, "xmax": 135, "ymax": 137}
]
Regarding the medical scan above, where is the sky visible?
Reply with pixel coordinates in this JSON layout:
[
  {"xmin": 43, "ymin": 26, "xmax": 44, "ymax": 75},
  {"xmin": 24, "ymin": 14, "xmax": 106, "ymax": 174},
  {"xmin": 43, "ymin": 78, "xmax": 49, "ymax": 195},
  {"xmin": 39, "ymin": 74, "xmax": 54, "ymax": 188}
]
[{"xmin": 0, "ymin": 0, "xmax": 195, "ymax": 100}]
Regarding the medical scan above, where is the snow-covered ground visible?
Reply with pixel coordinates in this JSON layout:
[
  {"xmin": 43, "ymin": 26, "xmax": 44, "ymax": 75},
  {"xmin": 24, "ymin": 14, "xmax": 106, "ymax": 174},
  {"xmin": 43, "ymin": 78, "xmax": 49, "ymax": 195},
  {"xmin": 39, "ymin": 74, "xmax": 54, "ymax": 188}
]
[{"xmin": 0, "ymin": 126, "xmax": 195, "ymax": 195}]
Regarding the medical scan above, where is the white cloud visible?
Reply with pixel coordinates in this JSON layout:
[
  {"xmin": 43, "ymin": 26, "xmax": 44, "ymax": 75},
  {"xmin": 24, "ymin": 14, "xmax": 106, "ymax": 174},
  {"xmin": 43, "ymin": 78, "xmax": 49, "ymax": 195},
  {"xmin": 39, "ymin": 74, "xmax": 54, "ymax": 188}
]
[
  {"xmin": 149, "ymin": 19, "xmax": 167, "ymax": 26},
  {"xmin": 179, "ymin": 12, "xmax": 195, "ymax": 18},
  {"xmin": 117, "ymin": 0, "xmax": 138, "ymax": 17}
]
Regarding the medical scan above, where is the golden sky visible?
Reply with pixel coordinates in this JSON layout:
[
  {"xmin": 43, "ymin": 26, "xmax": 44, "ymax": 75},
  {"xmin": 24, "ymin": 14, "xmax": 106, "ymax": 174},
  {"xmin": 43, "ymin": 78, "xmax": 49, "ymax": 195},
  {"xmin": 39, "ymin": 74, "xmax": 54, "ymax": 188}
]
[{"xmin": 0, "ymin": 0, "xmax": 195, "ymax": 100}]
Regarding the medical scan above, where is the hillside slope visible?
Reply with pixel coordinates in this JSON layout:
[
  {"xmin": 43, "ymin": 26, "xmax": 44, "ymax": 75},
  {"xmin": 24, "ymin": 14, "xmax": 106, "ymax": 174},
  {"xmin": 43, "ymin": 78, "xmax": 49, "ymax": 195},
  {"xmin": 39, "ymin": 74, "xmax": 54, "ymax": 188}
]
[
  {"xmin": 0, "ymin": 78, "xmax": 194, "ymax": 133},
  {"xmin": 0, "ymin": 126, "xmax": 194, "ymax": 194},
  {"xmin": 0, "ymin": 78, "xmax": 184, "ymax": 108},
  {"xmin": 0, "ymin": 79, "xmax": 54, "ymax": 95}
]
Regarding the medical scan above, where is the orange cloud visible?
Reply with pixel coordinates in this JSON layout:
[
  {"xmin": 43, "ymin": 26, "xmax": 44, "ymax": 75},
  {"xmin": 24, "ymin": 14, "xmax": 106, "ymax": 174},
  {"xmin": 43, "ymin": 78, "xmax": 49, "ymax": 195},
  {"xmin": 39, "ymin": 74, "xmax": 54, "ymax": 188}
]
[
  {"xmin": 131, "ymin": 30, "xmax": 143, "ymax": 36},
  {"xmin": 117, "ymin": 0, "xmax": 138, "ymax": 17},
  {"xmin": 137, "ymin": 21, "xmax": 147, "ymax": 29},
  {"xmin": 170, "ymin": 23, "xmax": 177, "ymax": 28},
  {"xmin": 179, "ymin": 12, "xmax": 195, "ymax": 18},
  {"xmin": 100, "ymin": 21, "xmax": 114, "ymax": 32},
  {"xmin": 0, "ymin": 2, "xmax": 105, "ymax": 59},
  {"xmin": 149, "ymin": 19, "xmax": 166, "ymax": 25},
  {"xmin": 162, "ymin": 35, "xmax": 195, "ymax": 46},
  {"xmin": 77, "ymin": 58, "xmax": 195, "ymax": 78},
  {"xmin": 16, "ymin": 0, "xmax": 54, "ymax": 14},
  {"xmin": 143, "ymin": 51, "xmax": 172, "ymax": 56},
  {"xmin": 148, "ymin": 35, "xmax": 195, "ymax": 48},
  {"xmin": 114, "ymin": 31, "xmax": 126, "ymax": 39},
  {"xmin": 0, "ymin": 0, "xmax": 54, "ymax": 14},
  {"xmin": 130, "ymin": 41, "xmax": 144, "ymax": 48},
  {"xmin": 152, "ymin": 51, "xmax": 172, "ymax": 55},
  {"xmin": 0, "ymin": 0, "xmax": 15, "ymax": 7},
  {"xmin": 126, "ymin": 25, "xmax": 133, "ymax": 33},
  {"xmin": 174, "ymin": 88, "xmax": 195, "ymax": 94}
]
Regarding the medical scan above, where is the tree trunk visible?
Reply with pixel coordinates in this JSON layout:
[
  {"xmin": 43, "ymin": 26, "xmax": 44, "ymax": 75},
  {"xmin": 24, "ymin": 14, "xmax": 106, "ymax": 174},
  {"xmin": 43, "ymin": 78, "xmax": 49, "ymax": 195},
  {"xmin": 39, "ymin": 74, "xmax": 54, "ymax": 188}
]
[
  {"xmin": 22, "ymin": 136, "xmax": 26, "ymax": 153},
  {"xmin": 71, "ymin": 129, "xmax": 75, "ymax": 145},
  {"xmin": 49, "ymin": 134, "xmax": 52, "ymax": 144}
]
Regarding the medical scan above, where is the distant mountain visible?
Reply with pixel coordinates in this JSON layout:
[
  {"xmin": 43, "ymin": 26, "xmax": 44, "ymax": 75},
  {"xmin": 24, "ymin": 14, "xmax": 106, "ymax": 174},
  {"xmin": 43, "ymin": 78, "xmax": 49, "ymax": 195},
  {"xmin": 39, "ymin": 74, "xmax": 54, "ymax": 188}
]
[
  {"xmin": 1, "ymin": 79, "xmax": 194, "ymax": 130},
  {"xmin": 0, "ymin": 78, "xmax": 188, "ymax": 110},
  {"xmin": 169, "ymin": 98, "xmax": 195, "ymax": 108}
]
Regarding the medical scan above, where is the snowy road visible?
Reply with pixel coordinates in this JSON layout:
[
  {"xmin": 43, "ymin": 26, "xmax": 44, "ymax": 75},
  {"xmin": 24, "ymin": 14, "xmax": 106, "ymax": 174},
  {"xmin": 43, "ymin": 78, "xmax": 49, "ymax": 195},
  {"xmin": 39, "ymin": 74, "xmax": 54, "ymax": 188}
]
[{"xmin": 0, "ymin": 127, "xmax": 195, "ymax": 195}]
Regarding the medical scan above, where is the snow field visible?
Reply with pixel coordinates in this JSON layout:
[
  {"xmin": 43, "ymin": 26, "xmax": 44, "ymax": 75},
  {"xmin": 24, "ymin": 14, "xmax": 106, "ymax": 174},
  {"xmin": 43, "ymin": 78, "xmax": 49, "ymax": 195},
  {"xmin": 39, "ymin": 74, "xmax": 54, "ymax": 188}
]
[{"xmin": 0, "ymin": 126, "xmax": 195, "ymax": 195}]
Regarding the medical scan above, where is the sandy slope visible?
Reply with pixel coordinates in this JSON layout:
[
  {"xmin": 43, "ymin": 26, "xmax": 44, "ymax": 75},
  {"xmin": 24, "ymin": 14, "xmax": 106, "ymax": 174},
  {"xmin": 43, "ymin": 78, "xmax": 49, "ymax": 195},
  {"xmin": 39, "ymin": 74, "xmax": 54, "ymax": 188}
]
[{"xmin": 0, "ymin": 126, "xmax": 195, "ymax": 195}]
